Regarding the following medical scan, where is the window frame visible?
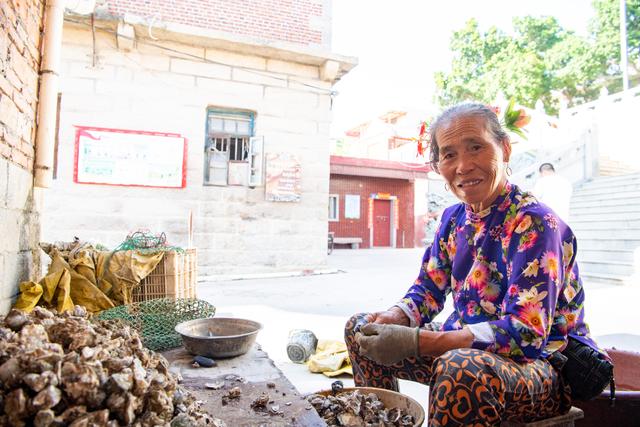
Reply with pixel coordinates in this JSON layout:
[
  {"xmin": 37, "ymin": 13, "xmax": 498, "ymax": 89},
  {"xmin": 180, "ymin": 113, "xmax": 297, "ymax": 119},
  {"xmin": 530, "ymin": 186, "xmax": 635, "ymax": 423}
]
[
  {"xmin": 329, "ymin": 194, "xmax": 339, "ymax": 222},
  {"xmin": 204, "ymin": 109, "xmax": 255, "ymax": 187}
]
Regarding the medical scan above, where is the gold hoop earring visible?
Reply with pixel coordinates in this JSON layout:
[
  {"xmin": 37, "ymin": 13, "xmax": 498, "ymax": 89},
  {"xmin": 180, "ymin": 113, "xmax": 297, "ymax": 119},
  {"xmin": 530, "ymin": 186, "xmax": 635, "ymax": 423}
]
[
  {"xmin": 506, "ymin": 166, "xmax": 512, "ymax": 176},
  {"xmin": 444, "ymin": 183, "xmax": 450, "ymax": 192}
]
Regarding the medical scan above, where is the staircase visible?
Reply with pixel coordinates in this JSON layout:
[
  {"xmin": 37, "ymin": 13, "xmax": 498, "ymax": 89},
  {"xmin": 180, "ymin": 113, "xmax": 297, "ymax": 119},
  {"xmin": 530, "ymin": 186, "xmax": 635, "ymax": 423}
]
[
  {"xmin": 598, "ymin": 156, "xmax": 640, "ymax": 177},
  {"xmin": 570, "ymin": 173, "xmax": 640, "ymax": 286}
]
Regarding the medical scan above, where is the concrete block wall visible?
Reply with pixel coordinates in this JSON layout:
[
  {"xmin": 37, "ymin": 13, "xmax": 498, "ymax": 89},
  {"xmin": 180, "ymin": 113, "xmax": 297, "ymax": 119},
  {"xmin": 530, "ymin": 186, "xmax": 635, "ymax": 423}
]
[
  {"xmin": 43, "ymin": 23, "xmax": 334, "ymax": 277},
  {"xmin": 106, "ymin": 0, "xmax": 331, "ymax": 50},
  {"xmin": 328, "ymin": 175, "xmax": 416, "ymax": 249},
  {"xmin": 0, "ymin": 0, "xmax": 44, "ymax": 313}
]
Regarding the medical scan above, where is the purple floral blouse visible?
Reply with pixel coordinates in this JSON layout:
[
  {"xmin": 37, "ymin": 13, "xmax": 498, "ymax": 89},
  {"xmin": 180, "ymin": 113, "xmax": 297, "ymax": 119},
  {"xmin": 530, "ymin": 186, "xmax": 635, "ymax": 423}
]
[{"xmin": 397, "ymin": 182, "xmax": 598, "ymax": 362}]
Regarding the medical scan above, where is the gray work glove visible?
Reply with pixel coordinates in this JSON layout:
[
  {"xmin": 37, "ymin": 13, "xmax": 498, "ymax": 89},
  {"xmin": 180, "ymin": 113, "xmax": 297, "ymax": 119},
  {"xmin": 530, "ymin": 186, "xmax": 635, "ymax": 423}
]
[{"xmin": 357, "ymin": 323, "xmax": 419, "ymax": 366}]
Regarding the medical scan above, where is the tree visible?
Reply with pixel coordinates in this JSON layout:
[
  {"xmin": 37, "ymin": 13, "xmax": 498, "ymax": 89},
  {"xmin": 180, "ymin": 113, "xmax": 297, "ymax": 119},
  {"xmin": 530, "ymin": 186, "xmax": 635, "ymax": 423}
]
[
  {"xmin": 435, "ymin": 1, "xmax": 640, "ymax": 113},
  {"xmin": 591, "ymin": 0, "xmax": 640, "ymax": 91}
]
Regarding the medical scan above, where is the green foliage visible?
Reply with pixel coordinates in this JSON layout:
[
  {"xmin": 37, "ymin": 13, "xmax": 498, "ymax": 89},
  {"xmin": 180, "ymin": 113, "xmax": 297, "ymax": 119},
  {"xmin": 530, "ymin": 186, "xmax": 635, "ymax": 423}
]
[
  {"xmin": 591, "ymin": 0, "xmax": 640, "ymax": 90},
  {"xmin": 435, "ymin": 1, "xmax": 640, "ymax": 114}
]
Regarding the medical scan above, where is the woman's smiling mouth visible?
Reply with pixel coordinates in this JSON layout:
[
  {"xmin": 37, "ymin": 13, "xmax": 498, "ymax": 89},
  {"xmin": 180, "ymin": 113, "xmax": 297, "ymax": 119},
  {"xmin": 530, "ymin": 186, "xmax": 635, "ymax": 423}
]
[{"xmin": 458, "ymin": 179, "xmax": 483, "ymax": 188}]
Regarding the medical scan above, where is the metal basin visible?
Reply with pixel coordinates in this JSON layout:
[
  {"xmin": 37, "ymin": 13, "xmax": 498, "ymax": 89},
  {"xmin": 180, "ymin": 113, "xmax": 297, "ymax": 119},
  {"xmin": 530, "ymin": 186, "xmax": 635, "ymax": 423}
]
[
  {"xmin": 175, "ymin": 317, "xmax": 262, "ymax": 358},
  {"xmin": 318, "ymin": 387, "xmax": 425, "ymax": 426}
]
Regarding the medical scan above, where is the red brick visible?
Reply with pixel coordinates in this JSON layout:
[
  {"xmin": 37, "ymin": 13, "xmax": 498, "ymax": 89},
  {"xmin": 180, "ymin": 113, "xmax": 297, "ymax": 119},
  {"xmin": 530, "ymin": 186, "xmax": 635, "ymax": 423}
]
[
  {"xmin": 11, "ymin": 147, "xmax": 30, "ymax": 170},
  {"xmin": 20, "ymin": 117, "xmax": 34, "ymax": 142},
  {"xmin": 25, "ymin": 10, "xmax": 43, "ymax": 46},
  {"xmin": 6, "ymin": 23, "xmax": 25, "ymax": 55},
  {"xmin": 106, "ymin": 0, "xmax": 326, "ymax": 48},
  {"xmin": 5, "ymin": 68, "xmax": 23, "ymax": 92},
  {"xmin": 9, "ymin": 44, "xmax": 33, "ymax": 84},
  {"xmin": 12, "ymin": 89, "xmax": 34, "ymax": 117},
  {"xmin": 0, "ymin": 75, "xmax": 13, "ymax": 97},
  {"xmin": 2, "ymin": 125, "xmax": 20, "ymax": 148},
  {"xmin": 0, "ymin": 2, "xmax": 17, "ymax": 27},
  {"xmin": 0, "ymin": 142, "xmax": 11, "ymax": 159},
  {"xmin": 20, "ymin": 138, "xmax": 35, "ymax": 158},
  {"xmin": 0, "ymin": 32, "xmax": 9, "ymax": 62},
  {"xmin": 0, "ymin": 94, "xmax": 19, "ymax": 130},
  {"xmin": 329, "ymin": 175, "xmax": 417, "ymax": 249}
]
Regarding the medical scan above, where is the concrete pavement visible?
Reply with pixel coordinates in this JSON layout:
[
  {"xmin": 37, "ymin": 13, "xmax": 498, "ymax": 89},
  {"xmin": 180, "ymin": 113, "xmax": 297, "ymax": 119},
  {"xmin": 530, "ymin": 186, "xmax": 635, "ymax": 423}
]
[{"xmin": 196, "ymin": 247, "xmax": 640, "ymax": 411}]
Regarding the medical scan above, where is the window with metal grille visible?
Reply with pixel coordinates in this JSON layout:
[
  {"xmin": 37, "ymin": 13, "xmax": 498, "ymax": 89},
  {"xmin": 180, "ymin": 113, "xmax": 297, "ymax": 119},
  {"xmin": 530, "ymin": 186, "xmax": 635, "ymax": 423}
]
[{"xmin": 204, "ymin": 110, "xmax": 263, "ymax": 186}]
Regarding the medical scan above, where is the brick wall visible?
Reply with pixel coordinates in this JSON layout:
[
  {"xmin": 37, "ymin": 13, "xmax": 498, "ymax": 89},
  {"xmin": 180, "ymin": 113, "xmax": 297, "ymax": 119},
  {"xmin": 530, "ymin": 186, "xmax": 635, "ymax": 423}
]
[
  {"xmin": 329, "ymin": 175, "xmax": 416, "ymax": 249},
  {"xmin": 107, "ymin": 0, "xmax": 329, "ymax": 49},
  {"xmin": 0, "ymin": 0, "xmax": 43, "ymax": 171},
  {"xmin": 0, "ymin": 0, "xmax": 44, "ymax": 314}
]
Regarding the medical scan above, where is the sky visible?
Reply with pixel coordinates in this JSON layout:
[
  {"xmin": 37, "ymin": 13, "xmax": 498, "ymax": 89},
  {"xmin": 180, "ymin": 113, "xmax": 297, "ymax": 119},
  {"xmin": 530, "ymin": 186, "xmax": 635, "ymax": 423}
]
[{"xmin": 329, "ymin": 0, "xmax": 596, "ymax": 137}]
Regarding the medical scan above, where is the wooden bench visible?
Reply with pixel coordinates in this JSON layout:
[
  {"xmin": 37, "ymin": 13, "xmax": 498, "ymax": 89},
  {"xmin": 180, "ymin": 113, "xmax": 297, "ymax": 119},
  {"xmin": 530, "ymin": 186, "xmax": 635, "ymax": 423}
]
[
  {"xmin": 501, "ymin": 406, "xmax": 584, "ymax": 427},
  {"xmin": 333, "ymin": 237, "xmax": 362, "ymax": 249}
]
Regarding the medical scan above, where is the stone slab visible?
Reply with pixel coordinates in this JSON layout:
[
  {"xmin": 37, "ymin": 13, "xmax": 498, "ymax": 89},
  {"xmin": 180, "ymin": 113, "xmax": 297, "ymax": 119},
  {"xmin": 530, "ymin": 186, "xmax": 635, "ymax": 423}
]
[{"xmin": 163, "ymin": 344, "xmax": 326, "ymax": 427}]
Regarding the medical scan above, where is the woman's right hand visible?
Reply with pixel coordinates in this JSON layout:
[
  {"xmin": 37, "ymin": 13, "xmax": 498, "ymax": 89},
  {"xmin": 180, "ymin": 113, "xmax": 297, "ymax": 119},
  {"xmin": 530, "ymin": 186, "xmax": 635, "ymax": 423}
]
[{"xmin": 366, "ymin": 307, "xmax": 410, "ymax": 326}]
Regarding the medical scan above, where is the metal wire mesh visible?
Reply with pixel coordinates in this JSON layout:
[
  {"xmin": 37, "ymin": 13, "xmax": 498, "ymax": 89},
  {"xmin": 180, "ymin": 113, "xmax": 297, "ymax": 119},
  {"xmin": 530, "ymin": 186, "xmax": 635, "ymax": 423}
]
[
  {"xmin": 95, "ymin": 298, "xmax": 216, "ymax": 351},
  {"xmin": 113, "ymin": 230, "xmax": 184, "ymax": 253}
]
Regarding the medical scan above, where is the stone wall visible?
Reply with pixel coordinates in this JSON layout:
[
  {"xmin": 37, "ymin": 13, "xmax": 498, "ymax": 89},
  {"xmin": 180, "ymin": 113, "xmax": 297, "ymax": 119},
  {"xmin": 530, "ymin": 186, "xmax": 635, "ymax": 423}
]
[
  {"xmin": 42, "ymin": 22, "xmax": 335, "ymax": 277},
  {"xmin": 0, "ymin": 0, "xmax": 44, "ymax": 313}
]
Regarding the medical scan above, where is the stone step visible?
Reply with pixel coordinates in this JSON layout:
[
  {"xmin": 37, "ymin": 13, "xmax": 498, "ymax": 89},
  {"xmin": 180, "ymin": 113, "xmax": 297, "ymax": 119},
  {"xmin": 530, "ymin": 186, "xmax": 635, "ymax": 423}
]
[
  {"xmin": 575, "ymin": 180, "xmax": 640, "ymax": 193},
  {"xmin": 570, "ymin": 196, "xmax": 640, "ymax": 208},
  {"xmin": 570, "ymin": 210, "xmax": 640, "ymax": 221},
  {"xmin": 576, "ymin": 259, "xmax": 635, "ymax": 276},
  {"xmin": 578, "ymin": 248, "xmax": 635, "ymax": 263},
  {"xmin": 579, "ymin": 239, "xmax": 640, "ymax": 251},
  {"xmin": 571, "ymin": 196, "xmax": 640, "ymax": 210},
  {"xmin": 569, "ymin": 218, "xmax": 640, "ymax": 229},
  {"xmin": 570, "ymin": 204, "xmax": 640, "ymax": 220},
  {"xmin": 573, "ymin": 185, "xmax": 640, "ymax": 197},
  {"xmin": 599, "ymin": 167, "xmax": 640, "ymax": 176},
  {"xmin": 573, "ymin": 228, "xmax": 640, "ymax": 240},
  {"xmin": 579, "ymin": 173, "xmax": 640, "ymax": 184},
  {"xmin": 579, "ymin": 271, "xmax": 630, "ymax": 286}
]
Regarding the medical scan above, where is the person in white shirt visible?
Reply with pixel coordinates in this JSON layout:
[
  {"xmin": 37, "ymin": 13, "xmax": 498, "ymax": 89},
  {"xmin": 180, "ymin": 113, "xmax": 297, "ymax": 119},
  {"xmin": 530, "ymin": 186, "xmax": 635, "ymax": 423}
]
[{"xmin": 533, "ymin": 163, "xmax": 573, "ymax": 222}]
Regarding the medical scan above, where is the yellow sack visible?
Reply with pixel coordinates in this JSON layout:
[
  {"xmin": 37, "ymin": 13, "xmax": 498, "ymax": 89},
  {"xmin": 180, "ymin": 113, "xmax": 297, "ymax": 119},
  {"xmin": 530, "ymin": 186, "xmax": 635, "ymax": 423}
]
[
  {"xmin": 48, "ymin": 248, "xmax": 115, "ymax": 313},
  {"xmin": 13, "ymin": 269, "xmax": 74, "ymax": 313},
  {"xmin": 14, "ymin": 243, "xmax": 165, "ymax": 314},
  {"xmin": 96, "ymin": 250, "xmax": 164, "ymax": 305},
  {"xmin": 13, "ymin": 281, "xmax": 43, "ymax": 312},
  {"xmin": 307, "ymin": 339, "xmax": 353, "ymax": 377}
]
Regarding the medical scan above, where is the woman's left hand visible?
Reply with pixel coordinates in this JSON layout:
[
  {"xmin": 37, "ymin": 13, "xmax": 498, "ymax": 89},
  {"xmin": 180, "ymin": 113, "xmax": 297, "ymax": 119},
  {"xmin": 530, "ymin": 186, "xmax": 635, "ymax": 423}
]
[{"xmin": 357, "ymin": 323, "xmax": 418, "ymax": 366}]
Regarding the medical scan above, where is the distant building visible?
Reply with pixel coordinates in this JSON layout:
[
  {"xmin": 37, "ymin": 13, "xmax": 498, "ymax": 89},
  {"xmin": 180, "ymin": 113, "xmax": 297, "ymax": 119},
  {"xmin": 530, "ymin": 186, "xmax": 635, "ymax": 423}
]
[
  {"xmin": 329, "ymin": 156, "xmax": 429, "ymax": 248},
  {"xmin": 43, "ymin": 0, "xmax": 356, "ymax": 278},
  {"xmin": 332, "ymin": 110, "xmax": 437, "ymax": 248},
  {"xmin": 340, "ymin": 110, "xmax": 433, "ymax": 162}
]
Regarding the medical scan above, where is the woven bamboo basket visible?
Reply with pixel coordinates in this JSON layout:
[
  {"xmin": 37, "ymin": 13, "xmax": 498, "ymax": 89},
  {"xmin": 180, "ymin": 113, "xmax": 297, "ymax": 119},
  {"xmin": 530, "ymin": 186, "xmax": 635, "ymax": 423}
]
[{"xmin": 132, "ymin": 248, "xmax": 197, "ymax": 302}]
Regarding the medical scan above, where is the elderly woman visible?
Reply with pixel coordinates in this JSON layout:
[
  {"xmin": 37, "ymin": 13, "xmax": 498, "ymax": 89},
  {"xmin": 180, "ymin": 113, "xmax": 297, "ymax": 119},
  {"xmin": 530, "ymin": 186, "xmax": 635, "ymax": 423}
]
[{"xmin": 345, "ymin": 103, "xmax": 601, "ymax": 426}]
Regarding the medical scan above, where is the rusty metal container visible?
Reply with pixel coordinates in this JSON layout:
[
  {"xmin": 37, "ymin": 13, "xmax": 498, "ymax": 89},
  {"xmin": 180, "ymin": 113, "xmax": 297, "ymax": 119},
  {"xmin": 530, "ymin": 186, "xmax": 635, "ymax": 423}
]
[
  {"xmin": 318, "ymin": 386, "xmax": 425, "ymax": 426},
  {"xmin": 175, "ymin": 317, "xmax": 262, "ymax": 358}
]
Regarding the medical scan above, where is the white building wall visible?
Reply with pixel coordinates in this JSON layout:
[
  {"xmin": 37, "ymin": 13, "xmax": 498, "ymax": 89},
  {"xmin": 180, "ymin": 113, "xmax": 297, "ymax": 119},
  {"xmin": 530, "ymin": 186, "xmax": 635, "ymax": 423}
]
[{"xmin": 43, "ymin": 24, "xmax": 336, "ymax": 277}]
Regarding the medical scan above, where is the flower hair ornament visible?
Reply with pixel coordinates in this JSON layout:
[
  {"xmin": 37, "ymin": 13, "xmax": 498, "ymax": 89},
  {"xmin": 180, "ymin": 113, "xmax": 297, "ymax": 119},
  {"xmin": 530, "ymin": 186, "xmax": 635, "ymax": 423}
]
[
  {"xmin": 415, "ymin": 99, "xmax": 531, "ymax": 158},
  {"xmin": 415, "ymin": 120, "xmax": 431, "ymax": 158},
  {"xmin": 501, "ymin": 98, "xmax": 530, "ymax": 140}
]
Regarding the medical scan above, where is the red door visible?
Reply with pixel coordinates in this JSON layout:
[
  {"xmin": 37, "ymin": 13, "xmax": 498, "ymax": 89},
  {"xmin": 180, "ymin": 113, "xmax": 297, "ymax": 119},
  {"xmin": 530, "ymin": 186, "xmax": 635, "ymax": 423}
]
[{"xmin": 373, "ymin": 199, "xmax": 391, "ymax": 247}]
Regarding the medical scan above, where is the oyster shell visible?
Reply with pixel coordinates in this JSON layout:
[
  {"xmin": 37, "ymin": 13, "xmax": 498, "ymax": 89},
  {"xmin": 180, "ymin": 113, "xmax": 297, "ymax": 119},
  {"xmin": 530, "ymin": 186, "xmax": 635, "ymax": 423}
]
[
  {"xmin": 307, "ymin": 390, "xmax": 417, "ymax": 427},
  {"xmin": 0, "ymin": 307, "xmax": 215, "ymax": 426}
]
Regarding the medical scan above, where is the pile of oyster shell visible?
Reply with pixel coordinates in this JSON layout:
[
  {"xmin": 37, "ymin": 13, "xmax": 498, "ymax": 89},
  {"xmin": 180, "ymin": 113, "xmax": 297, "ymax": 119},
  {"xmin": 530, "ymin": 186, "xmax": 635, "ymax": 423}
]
[
  {"xmin": 307, "ymin": 389, "xmax": 416, "ymax": 427},
  {"xmin": 0, "ymin": 306, "xmax": 218, "ymax": 426}
]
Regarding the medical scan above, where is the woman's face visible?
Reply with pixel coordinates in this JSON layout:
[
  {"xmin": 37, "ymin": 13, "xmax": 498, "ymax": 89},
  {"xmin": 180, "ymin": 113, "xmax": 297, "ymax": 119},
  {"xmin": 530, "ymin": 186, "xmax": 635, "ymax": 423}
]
[{"xmin": 435, "ymin": 115, "xmax": 511, "ymax": 212}]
